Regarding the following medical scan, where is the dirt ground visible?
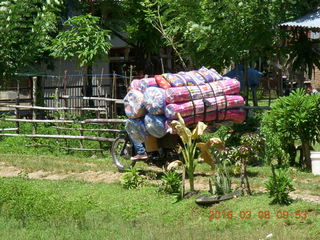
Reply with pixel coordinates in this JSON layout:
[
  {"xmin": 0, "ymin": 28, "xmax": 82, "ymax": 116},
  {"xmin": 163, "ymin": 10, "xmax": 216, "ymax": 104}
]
[{"xmin": 0, "ymin": 161, "xmax": 319, "ymax": 204}]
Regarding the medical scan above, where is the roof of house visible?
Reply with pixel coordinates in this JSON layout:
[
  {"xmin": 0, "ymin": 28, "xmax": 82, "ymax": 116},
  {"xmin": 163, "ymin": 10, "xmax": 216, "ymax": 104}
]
[{"xmin": 279, "ymin": 9, "xmax": 320, "ymax": 29}]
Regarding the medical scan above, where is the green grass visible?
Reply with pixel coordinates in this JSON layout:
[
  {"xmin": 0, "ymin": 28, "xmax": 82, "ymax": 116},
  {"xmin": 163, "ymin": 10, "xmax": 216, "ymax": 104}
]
[
  {"xmin": 0, "ymin": 177, "xmax": 319, "ymax": 240},
  {"xmin": 0, "ymin": 153, "xmax": 117, "ymax": 173}
]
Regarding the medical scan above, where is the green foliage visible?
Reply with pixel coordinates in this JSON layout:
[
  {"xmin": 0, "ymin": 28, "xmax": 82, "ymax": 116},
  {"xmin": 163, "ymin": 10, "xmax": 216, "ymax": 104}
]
[
  {"xmin": 265, "ymin": 168, "xmax": 295, "ymax": 205},
  {"xmin": 212, "ymin": 160, "xmax": 232, "ymax": 196},
  {"xmin": 261, "ymin": 89, "xmax": 320, "ymax": 167},
  {"xmin": 0, "ymin": 0, "xmax": 62, "ymax": 78},
  {"xmin": 171, "ymin": 114, "xmax": 207, "ymax": 192},
  {"xmin": 121, "ymin": 167, "xmax": 144, "ymax": 189},
  {"xmin": 159, "ymin": 171, "xmax": 182, "ymax": 194},
  {"xmin": 48, "ymin": 14, "xmax": 112, "ymax": 67},
  {"xmin": 140, "ymin": 0, "xmax": 319, "ymax": 70}
]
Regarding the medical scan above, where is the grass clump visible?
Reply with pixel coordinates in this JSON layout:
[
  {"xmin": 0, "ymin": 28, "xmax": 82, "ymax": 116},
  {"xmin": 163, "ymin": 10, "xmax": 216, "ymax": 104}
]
[
  {"xmin": 121, "ymin": 167, "xmax": 144, "ymax": 189},
  {"xmin": 265, "ymin": 168, "xmax": 295, "ymax": 205}
]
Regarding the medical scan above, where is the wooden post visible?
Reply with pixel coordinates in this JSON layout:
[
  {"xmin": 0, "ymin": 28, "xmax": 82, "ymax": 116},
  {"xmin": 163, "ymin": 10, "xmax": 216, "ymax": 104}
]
[
  {"xmin": 160, "ymin": 57, "xmax": 165, "ymax": 74},
  {"xmin": 112, "ymin": 72, "xmax": 117, "ymax": 118},
  {"xmin": 97, "ymin": 68, "xmax": 103, "ymax": 118},
  {"xmin": 97, "ymin": 70, "xmax": 104, "ymax": 156},
  {"xmin": 63, "ymin": 70, "xmax": 68, "ymax": 119},
  {"xmin": 15, "ymin": 80, "xmax": 20, "ymax": 134},
  {"xmin": 79, "ymin": 122, "xmax": 84, "ymax": 149},
  {"xmin": 182, "ymin": 165, "xmax": 186, "ymax": 199},
  {"xmin": 32, "ymin": 77, "xmax": 37, "ymax": 134},
  {"xmin": 129, "ymin": 65, "xmax": 133, "ymax": 86}
]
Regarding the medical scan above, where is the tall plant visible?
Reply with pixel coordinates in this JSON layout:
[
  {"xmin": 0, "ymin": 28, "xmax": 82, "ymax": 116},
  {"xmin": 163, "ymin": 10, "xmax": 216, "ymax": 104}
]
[
  {"xmin": 48, "ymin": 14, "xmax": 112, "ymax": 105},
  {"xmin": 261, "ymin": 89, "xmax": 320, "ymax": 169},
  {"xmin": 170, "ymin": 114, "xmax": 207, "ymax": 192},
  {"xmin": 0, "ymin": 0, "xmax": 62, "ymax": 78}
]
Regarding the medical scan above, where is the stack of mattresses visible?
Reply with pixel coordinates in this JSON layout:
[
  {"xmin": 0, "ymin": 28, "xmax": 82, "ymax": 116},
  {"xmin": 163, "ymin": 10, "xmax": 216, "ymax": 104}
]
[{"xmin": 124, "ymin": 67, "xmax": 246, "ymax": 142}]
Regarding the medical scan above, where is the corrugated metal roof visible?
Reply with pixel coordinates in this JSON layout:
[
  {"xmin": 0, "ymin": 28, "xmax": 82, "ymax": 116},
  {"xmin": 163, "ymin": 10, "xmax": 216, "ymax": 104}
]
[{"xmin": 279, "ymin": 9, "xmax": 320, "ymax": 29}]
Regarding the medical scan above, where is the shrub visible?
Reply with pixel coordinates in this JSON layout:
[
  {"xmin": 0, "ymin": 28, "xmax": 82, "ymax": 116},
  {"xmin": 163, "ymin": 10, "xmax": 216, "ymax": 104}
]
[
  {"xmin": 212, "ymin": 159, "xmax": 232, "ymax": 196},
  {"xmin": 159, "ymin": 171, "xmax": 182, "ymax": 194},
  {"xmin": 121, "ymin": 167, "xmax": 144, "ymax": 189},
  {"xmin": 261, "ymin": 89, "xmax": 320, "ymax": 169},
  {"xmin": 265, "ymin": 167, "xmax": 295, "ymax": 205}
]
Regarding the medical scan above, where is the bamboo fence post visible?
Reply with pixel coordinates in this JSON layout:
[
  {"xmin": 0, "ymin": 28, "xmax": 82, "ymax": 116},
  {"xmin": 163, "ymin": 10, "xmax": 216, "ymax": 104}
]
[
  {"xmin": 111, "ymin": 72, "xmax": 116, "ymax": 118},
  {"xmin": 79, "ymin": 122, "xmax": 85, "ymax": 149},
  {"xmin": 111, "ymin": 72, "xmax": 118, "ymax": 137},
  {"xmin": 32, "ymin": 77, "xmax": 37, "ymax": 134},
  {"xmin": 15, "ymin": 80, "xmax": 20, "ymax": 134},
  {"xmin": 63, "ymin": 70, "xmax": 68, "ymax": 119},
  {"xmin": 160, "ymin": 57, "xmax": 165, "ymax": 74},
  {"xmin": 55, "ymin": 88, "xmax": 69, "ymax": 152},
  {"xmin": 182, "ymin": 165, "xmax": 186, "ymax": 199},
  {"xmin": 81, "ymin": 74, "xmax": 85, "ymax": 117},
  {"xmin": 97, "ymin": 74, "xmax": 104, "ymax": 156},
  {"xmin": 129, "ymin": 65, "xmax": 133, "ymax": 87}
]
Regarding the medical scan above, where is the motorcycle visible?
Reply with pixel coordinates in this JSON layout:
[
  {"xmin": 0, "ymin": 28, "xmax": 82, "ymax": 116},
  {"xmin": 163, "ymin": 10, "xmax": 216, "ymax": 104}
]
[{"xmin": 111, "ymin": 130, "xmax": 182, "ymax": 172}]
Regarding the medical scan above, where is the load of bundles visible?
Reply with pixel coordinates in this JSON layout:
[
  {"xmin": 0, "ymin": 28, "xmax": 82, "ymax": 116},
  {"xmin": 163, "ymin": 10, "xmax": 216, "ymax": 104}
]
[{"xmin": 124, "ymin": 67, "xmax": 246, "ymax": 143}]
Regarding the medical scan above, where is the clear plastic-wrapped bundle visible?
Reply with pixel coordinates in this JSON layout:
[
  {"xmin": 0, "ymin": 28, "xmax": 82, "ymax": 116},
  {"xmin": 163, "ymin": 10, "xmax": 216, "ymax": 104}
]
[
  {"xmin": 144, "ymin": 114, "xmax": 167, "ymax": 138},
  {"xmin": 124, "ymin": 90, "xmax": 146, "ymax": 119},
  {"xmin": 140, "ymin": 77, "xmax": 158, "ymax": 91},
  {"xmin": 165, "ymin": 78, "xmax": 240, "ymax": 104},
  {"xmin": 165, "ymin": 95, "xmax": 244, "ymax": 119},
  {"xmin": 143, "ymin": 87, "xmax": 166, "ymax": 115},
  {"xmin": 125, "ymin": 119, "xmax": 149, "ymax": 143},
  {"xmin": 130, "ymin": 79, "xmax": 143, "ymax": 91}
]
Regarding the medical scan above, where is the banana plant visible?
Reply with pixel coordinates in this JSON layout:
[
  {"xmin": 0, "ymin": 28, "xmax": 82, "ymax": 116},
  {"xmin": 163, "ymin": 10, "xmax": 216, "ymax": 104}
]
[{"xmin": 170, "ymin": 113, "xmax": 207, "ymax": 192}]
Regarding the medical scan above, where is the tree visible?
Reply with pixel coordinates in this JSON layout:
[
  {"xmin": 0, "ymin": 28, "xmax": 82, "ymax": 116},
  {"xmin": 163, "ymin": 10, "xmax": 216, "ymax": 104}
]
[
  {"xmin": 0, "ymin": 0, "xmax": 62, "ymax": 79},
  {"xmin": 48, "ymin": 14, "xmax": 112, "ymax": 105},
  {"xmin": 141, "ymin": 0, "xmax": 319, "ymax": 72},
  {"xmin": 261, "ymin": 89, "xmax": 320, "ymax": 170}
]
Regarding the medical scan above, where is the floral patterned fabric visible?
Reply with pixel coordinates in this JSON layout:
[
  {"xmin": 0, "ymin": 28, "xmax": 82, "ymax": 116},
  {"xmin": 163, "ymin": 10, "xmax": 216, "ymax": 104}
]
[
  {"xmin": 144, "ymin": 114, "xmax": 167, "ymax": 138},
  {"xmin": 124, "ymin": 89, "xmax": 146, "ymax": 119},
  {"xmin": 165, "ymin": 78, "xmax": 240, "ymax": 104},
  {"xmin": 125, "ymin": 118, "xmax": 149, "ymax": 143},
  {"xmin": 143, "ymin": 87, "xmax": 166, "ymax": 115},
  {"xmin": 165, "ymin": 95, "xmax": 244, "ymax": 119}
]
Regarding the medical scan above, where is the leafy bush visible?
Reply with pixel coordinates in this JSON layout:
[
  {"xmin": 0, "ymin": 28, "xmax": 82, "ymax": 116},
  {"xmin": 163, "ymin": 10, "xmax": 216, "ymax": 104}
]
[
  {"xmin": 212, "ymin": 159, "xmax": 232, "ymax": 196},
  {"xmin": 265, "ymin": 168, "xmax": 295, "ymax": 205},
  {"xmin": 121, "ymin": 167, "xmax": 144, "ymax": 189},
  {"xmin": 159, "ymin": 171, "xmax": 182, "ymax": 194},
  {"xmin": 261, "ymin": 89, "xmax": 320, "ymax": 169}
]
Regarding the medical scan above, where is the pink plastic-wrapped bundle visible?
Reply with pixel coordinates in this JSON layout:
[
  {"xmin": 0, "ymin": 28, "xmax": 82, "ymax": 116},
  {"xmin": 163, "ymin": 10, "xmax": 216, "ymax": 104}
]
[
  {"xmin": 124, "ymin": 90, "xmax": 146, "ymax": 119},
  {"xmin": 130, "ymin": 79, "xmax": 143, "ymax": 91},
  {"xmin": 166, "ymin": 109, "xmax": 246, "ymax": 129},
  {"xmin": 165, "ymin": 78, "xmax": 240, "ymax": 104},
  {"xmin": 140, "ymin": 77, "xmax": 158, "ymax": 91},
  {"xmin": 165, "ymin": 95, "xmax": 244, "ymax": 119}
]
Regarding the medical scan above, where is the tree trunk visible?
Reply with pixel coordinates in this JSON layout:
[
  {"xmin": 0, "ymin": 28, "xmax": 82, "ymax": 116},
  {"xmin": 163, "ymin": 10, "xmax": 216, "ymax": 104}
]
[
  {"xmin": 302, "ymin": 141, "xmax": 312, "ymax": 170},
  {"xmin": 86, "ymin": 64, "xmax": 94, "ymax": 107}
]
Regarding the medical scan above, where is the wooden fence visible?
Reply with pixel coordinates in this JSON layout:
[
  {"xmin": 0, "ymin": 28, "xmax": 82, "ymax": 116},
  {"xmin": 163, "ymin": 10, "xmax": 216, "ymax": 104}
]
[{"xmin": 0, "ymin": 93, "xmax": 126, "ymax": 155}]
